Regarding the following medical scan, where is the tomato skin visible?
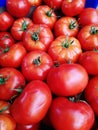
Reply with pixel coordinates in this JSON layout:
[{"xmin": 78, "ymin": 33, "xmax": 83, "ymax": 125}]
[
  {"xmin": 0, "ymin": 114, "xmax": 16, "ymax": 130},
  {"xmin": 49, "ymin": 97, "xmax": 95, "ymax": 130},
  {"xmin": 0, "ymin": 12, "xmax": 14, "ymax": 31},
  {"xmin": 54, "ymin": 16, "xmax": 79, "ymax": 37},
  {"xmin": 21, "ymin": 50, "xmax": 53, "ymax": 81},
  {"xmin": 48, "ymin": 35, "xmax": 82, "ymax": 64},
  {"xmin": 78, "ymin": 8, "xmax": 98, "ymax": 27},
  {"xmin": 27, "ymin": 0, "xmax": 42, "ymax": 6},
  {"xmin": 0, "ymin": 67, "xmax": 25, "ymax": 100},
  {"xmin": 77, "ymin": 25, "xmax": 98, "ymax": 51},
  {"xmin": 6, "ymin": 0, "xmax": 30, "ymax": 18},
  {"xmin": 0, "ymin": 100, "xmax": 11, "ymax": 114},
  {"xmin": 23, "ymin": 24, "xmax": 54, "ymax": 52},
  {"xmin": 47, "ymin": 63, "xmax": 88, "ymax": 96},
  {"xmin": 32, "ymin": 5, "xmax": 57, "ymax": 29},
  {"xmin": 11, "ymin": 18, "xmax": 33, "ymax": 41},
  {"xmin": 0, "ymin": 43, "xmax": 27, "ymax": 68},
  {"xmin": 61, "ymin": 0, "xmax": 85, "ymax": 17},
  {"xmin": 78, "ymin": 51, "xmax": 98, "ymax": 75},
  {"xmin": 10, "ymin": 80, "xmax": 52, "ymax": 125},
  {"xmin": 84, "ymin": 76, "xmax": 98, "ymax": 116}
]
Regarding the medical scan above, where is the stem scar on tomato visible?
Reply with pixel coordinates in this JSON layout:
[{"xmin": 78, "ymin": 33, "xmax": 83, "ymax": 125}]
[
  {"xmin": 33, "ymin": 56, "xmax": 41, "ymax": 66},
  {"xmin": 62, "ymin": 36, "xmax": 74, "ymax": 48},
  {"xmin": 0, "ymin": 75, "xmax": 10, "ymax": 85}
]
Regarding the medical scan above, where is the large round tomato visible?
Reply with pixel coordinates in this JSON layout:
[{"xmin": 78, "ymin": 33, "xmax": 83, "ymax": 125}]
[
  {"xmin": 77, "ymin": 25, "xmax": 98, "ymax": 51},
  {"xmin": 49, "ymin": 97, "xmax": 95, "ymax": 130},
  {"xmin": 48, "ymin": 35, "xmax": 82, "ymax": 64},
  {"xmin": 10, "ymin": 80, "xmax": 52, "ymax": 125},
  {"xmin": 61, "ymin": 0, "xmax": 85, "ymax": 16},
  {"xmin": 84, "ymin": 76, "xmax": 98, "ymax": 116},
  {"xmin": 21, "ymin": 50, "xmax": 53, "ymax": 81},
  {"xmin": 47, "ymin": 63, "xmax": 88, "ymax": 96},
  {"xmin": 0, "ymin": 67, "xmax": 25, "ymax": 100},
  {"xmin": 23, "ymin": 24, "xmax": 54, "ymax": 52},
  {"xmin": 6, "ymin": 0, "xmax": 30, "ymax": 18},
  {"xmin": 32, "ymin": 5, "xmax": 57, "ymax": 29},
  {"xmin": 54, "ymin": 16, "xmax": 79, "ymax": 37}
]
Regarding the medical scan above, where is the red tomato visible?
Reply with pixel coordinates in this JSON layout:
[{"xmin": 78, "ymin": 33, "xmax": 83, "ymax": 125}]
[
  {"xmin": 0, "ymin": 100, "xmax": 10, "ymax": 114},
  {"xmin": 61, "ymin": 0, "xmax": 85, "ymax": 17},
  {"xmin": 32, "ymin": 5, "xmax": 57, "ymax": 29},
  {"xmin": 77, "ymin": 25, "xmax": 98, "ymax": 51},
  {"xmin": 15, "ymin": 123, "xmax": 40, "ymax": 130},
  {"xmin": 6, "ymin": 0, "xmax": 31, "ymax": 18},
  {"xmin": 0, "ymin": 114, "xmax": 16, "ymax": 130},
  {"xmin": 43, "ymin": 0, "xmax": 63, "ymax": 10},
  {"xmin": 54, "ymin": 16, "xmax": 79, "ymax": 37},
  {"xmin": 10, "ymin": 80, "xmax": 52, "ymax": 125},
  {"xmin": 78, "ymin": 51, "xmax": 98, "ymax": 75},
  {"xmin": 78, "ymin": 8, "xmax": 98, "ymax": 27},
  {"xmin": 23, "ymin": 24, "xmax": 54, "ymax": 52},
  {"xmin": 0, "ymin": 32, "xmax": 15, "ymax": 50},
  {"xmin": 48, "ymin": 35, "xmax": 82, "ymax": 64},
  {"xmin": 0, "ymin": 11, "xmax": 14, "ymax": 31},
  {"xmin": 0, "ymin": 43, "xmax": 27, "ymax": 68},
  {"xmin": 27, "ymin": 0, "xmax": 42, "ymax": 6},
  {"xmin": 84, "ymin": 76, "xmax": 98, "ymax": 116},
  {"xmin": 21, "ymin": 50, "xmax": 53, "ymax": 81},
  {"xmin": 0, "ymin": 67, "xmax": 25, "ymax": 100},
  {"xmin": 11, "ymin": 18, "xmax": 33, "ymax": 41},
  {"xmin": 47, "ymin": 63, "xmax": 88, "ymax": 96},
  {"xmin": 49, "ymin": 97, "xmax": 95, "ymax": 130}
]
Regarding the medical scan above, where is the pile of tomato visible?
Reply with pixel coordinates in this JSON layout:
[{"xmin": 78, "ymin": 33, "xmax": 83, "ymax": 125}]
[{"xmin": 0, "ymin": 0, "xmax": 98, "ymax": 130}]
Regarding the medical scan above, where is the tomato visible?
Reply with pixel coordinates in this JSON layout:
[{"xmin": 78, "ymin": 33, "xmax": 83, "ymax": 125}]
[
  {"xmin": 10, "ymin": 80, "xmax": 52, "ymax": 125},
  {"xmin": 78, "ymin": 51, "xmax": 98, "ymax": 75},
  {"xmin": 15, "ymin": 123, "xmax": 40, "ymax": 130},
  {"xmin": 11, "ymin": 18, "xmax": 33, "ymax": 41},
  {"xmin": 78, "ymin": 8, "xmax": 98, "ymax": 27},
  {"xmin": 21, "ymin": 50, "xmax": 53, "ymax": 81},
  {"xmin": 54, "ymin": 16, "xmax": 79, "ymax": 37},
  {"xmin": 84, "ymin": 76, "xmax": 98, "ymax": 116},
  {"xmin": 77, "ymin": 25, "xmax": 98, "ymax": 51},
  {"xmin": 61, "ymin": 0, "xmax": 85, "ymax": 17},
  {"xmin": 48, "ymin": 35, "xmax": 82, "ymax": 64},
  {"xmin": 0, "ymin": 114, "xmax": 16, "ymax": 130},
  {"xmin": 43, "ymin": 0, "xmax": 63, "ymax": 10},
  {"xmin": 49, "ymin": 97, "xmax": 95, "ymax": 130},
  {"xmin": 23, "ymin": 24, "xmax": 54, "ymax": 52},
  {"xmin": 27, "ymin": 0, "xmax": 42, "ymax": 6},
  {"xmin": 0, "ymin": 43, "xmax": 27, "ymax": 68},
  {"xmin": 0, "ymin": 32, "xmax": 15, "ymax": 51},
  {"xmin": 47, "ymin": 63, "xmax": 88, "ymax": 96},
  {"xmin": 0, "ymin": 11, "xmax": 14, "ymax": 31},
  {"xmin": 6, "ymin": 0, "xmax": 31, "ymax": 18},
  {"xmin": 0, "ymin": 67, "xmax": 25, "ymax": 100},
  {"xmin": 0, "ymin": 100, "xmax": 10, "ymax": 114},
  {"xmin": 32, "ymin": 5, "xmax": 57, "ymax": 29}
]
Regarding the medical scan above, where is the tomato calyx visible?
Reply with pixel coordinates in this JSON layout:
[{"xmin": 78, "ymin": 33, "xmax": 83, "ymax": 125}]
[
  {"xmin": 0, "ymin": 105, "xmax": 9, "ymax": 114},
  {"xmin": 46, "ymin": 9, "xmax": 54, "ymax": 17},
  {"xmin": 33, "ymin": 56, "xmax": 41, "ymax": 66},
  {"xmin": 0, "ymin": 75, "xmax": 10, "ymax": 85},
  {"xmin": 62, "ymin": 37, "xmax": 74, "ymax": 48},
  {"xmin": 68, "ymin": 93, "xmax": 82, "ymax": 102},
  {"xmin": 90, "ymin": 26, "xmax": 98, "ymax": 35},
  {"xmin": 0, "ymin": 46, "xmax": 9, "ymax": 53},
  {"xmin": 22, "ymin": 20, "xmax": 28, "ymax": 31},
  {"xmin": 1, "ymin": 34, "xmax": 10, "ymax": 40},
  {"xmin": 32, "ymin": 32, "xmax": 39, "ymax": 41},
  {"xmin": 69, "ymin": 21, "xmax": 77, "ymax": 29}
]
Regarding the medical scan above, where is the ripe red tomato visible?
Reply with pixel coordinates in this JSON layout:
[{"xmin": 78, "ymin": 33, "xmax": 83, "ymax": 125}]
[
  {"xmin": 61, "ymin": 0, "xmax": 85, "ymax": 16},
  {"xmin": 0, "ymin": 11, "xmax": 14, "ymax": 31},
  {"xmin": 6, "ymin": 0, "xmax": 31, "ymax": 18},
  {"xmin": 0, "ymin": 100, "xmax": 10, "ymax": 114},
  {"xmin": 43, "ymin": 0, "xmax": 63, "ymax": 10},
  {"xmin": 32, "ymin": 5, "xmax": 57, "ymax": 29},
  {"xmin": 78, "ymin": 51, "xmax": 98, "ymax": 75},
  {"xmin": 47, "ymin": 63, "xmax": 88, "ymax": 96},
  {"xmin": 78, "ymin": 8, "xmax": 98, "ymax": 27},
  {"xmin": 23, "ymin": 24, "xmax": 54, "ymax": 52},
  {"xmin": 48, "ymin": 35, "xmax": 82, "ymax": 64},
  {"xmin": 27, "ymin": 0, "xmax": 42, "ymax": 6},
  {"xmin": 54, "ymin": 16, "xmax": 79, "ymax": 37},
  {"xmin": 77, "ymin": 25, "xmax": 98, "ymax": 51},
  {"xmin": 21, "ymin": 50, "xmax": 53, "ymax": 81},
  {"xmin": 11, "ymin": 18, "xmax": 33, "ymax": 41},
  {"xmin": 10, "ymin": 80, "xmax": 52, "ymax": 125},
  {"xmin": 84, "ymin": 76, "xmax": 98, "ymax": 116},
  {"xmin": 49, "ymin": 97, "xmax": 95, "ymax": 130},
  {"xmin": 0, "ymin": 43, "xmax": 27, "ymax": 68},
  {"xmin": 0, "ymin": 114, "xmax": 16, "ymax": 130}
]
